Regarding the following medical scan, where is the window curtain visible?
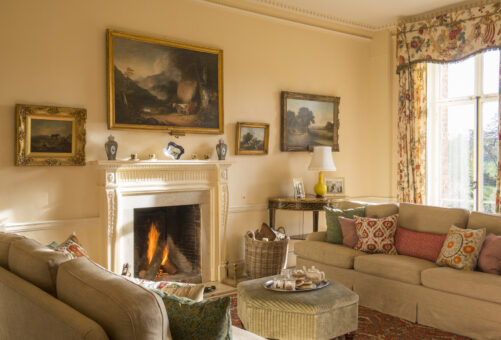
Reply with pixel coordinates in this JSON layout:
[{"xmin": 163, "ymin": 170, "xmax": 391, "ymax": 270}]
[
  {"xmin": 397, "ymin": 64, "xmax": 427, "ymax": 204},
  {"xmin": 396, "ymin": 2, "xmax": 501, "ymax": 211}
]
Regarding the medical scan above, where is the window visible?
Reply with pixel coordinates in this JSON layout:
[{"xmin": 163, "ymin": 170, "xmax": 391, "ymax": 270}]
[{"xmin": 427, "ymin": 51, "xmax": 499, "ymax": 213}]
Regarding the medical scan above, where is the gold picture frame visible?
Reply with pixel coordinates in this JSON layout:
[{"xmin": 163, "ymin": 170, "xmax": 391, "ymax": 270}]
[
  {"xmin": 324, "ymin": 176, "xmax": 345, "ymax": 197},
  {"xmin": 107, "ymin": 29, "xmax": 224, "ymax": 134},
  {"xmin": 15, "ymin": 104, "xmax": 86, "ymax": 166},
  {"xmin": 235, "ymin": 122, "xmax": 269, "ymax": 155},
  {"xmin": 281, "ymin": 91, "xmax": 340, "ymax": 152}
]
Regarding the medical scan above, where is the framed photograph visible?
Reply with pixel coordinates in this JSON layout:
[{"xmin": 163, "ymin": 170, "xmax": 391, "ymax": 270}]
[
  {"xmin": 292, "ymin": 177, "xmax": 306, "ymax": 199},
  {"xmin": 107, "ymin": 30, "xmax": 223, "ymax": 134},
  {"xmin": 15, "ymin": 104, "xmax": 86, "ymax": 166},
  {"xmin": 325, "ymin": 177, "xmax": 345, "ymax": 197},
  {"xmin": 281, "ymin": 91, "xmax": 340, "ymax": 152},
  {"xmin": 235, "ymin": 122, "xmax": 269, "ymax": 155}
]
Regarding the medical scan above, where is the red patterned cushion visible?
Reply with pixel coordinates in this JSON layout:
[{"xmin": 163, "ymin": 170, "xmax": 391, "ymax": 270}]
[
  {"xmin": 395, "ymin": 227, "xmax": 446, "ymax": 262},
  {"xmin": 354, "ymin": 215, "xmax": 398, "ymax": 254},
  {"xmin": 54, "ymin": 233, "xmax": 89, "ymax": 259}
]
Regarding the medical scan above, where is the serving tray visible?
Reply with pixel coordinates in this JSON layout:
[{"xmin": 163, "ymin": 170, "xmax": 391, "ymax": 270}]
[{"xmin": 263, "ymin": 279, "xmax": 330, "ymax": 292}]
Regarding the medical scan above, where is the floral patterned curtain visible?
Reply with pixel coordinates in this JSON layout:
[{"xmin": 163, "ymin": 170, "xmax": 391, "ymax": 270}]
[
  {"xmin": 397, "ymin": 2, "xmax": 501, "ymax": 211},
  {"xmin": 397, "ymin": 64, "xmax": 427, "ymax": 204}
]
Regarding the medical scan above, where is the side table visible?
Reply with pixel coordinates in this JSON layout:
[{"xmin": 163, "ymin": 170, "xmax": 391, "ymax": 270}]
[{"xmin": 268, "ymin": 195, "xmax": 344, "ymax": 235}]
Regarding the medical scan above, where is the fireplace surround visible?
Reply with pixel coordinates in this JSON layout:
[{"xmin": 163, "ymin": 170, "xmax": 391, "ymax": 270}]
[{"xmin": 94, "ymin": 160, "xmax": 231, "ymax": 282}]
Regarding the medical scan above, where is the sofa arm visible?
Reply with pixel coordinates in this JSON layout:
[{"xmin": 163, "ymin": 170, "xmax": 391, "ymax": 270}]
[{"xmin": 306, "ymin": 232, "xmax": 326, "ymax": 242}]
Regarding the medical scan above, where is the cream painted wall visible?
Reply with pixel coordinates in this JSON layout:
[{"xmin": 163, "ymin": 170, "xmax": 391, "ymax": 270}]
[{"xmin": 0, "ymin": 0, "xmax": 395, "ymax": 265}]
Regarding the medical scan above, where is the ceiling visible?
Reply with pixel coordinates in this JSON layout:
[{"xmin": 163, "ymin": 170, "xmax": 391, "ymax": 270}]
[{"xmin": 205, "ymin": 0, "xmax": 473, "ymax": 32}]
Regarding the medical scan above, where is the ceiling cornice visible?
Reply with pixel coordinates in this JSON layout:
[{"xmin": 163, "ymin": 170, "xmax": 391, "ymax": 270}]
[{"xmin": 202, "ymin": 0, "xmax": 376, "ymax": 39}]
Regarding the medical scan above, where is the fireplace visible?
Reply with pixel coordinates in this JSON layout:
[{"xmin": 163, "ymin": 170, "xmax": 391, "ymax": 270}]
[
  {"xmin": 134, "ymin": 205, "xmax": 201, "ymax": 282},
  {"xmin": 95, "ymin": 160, "xmax": 231, "ymax": 282}
]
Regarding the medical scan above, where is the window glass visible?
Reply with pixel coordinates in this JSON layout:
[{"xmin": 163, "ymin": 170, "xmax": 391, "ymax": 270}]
[
  {"xmin": 436, "ymin": 103, "xmax": 476, "ymax": 210},
  {"xmin": 440, "ymin": 56, "xmax": 475, "ymax": 99},
  {"xmin": 482, "ymin": 101, "xmax": 499, "ymax": 213},
  {"xmin": 482, "ymin": 50, "xmax": 500, "ymax": 95}
]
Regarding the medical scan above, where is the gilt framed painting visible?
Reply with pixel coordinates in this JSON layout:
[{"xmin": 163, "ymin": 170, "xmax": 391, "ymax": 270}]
[
  {"xmin": 107, "ymin": 30, "xmax": 223, "ymax": 134},
  {"xmin": 15, "ymin": 104, "xmax": 86, "ymax": 166},
  {"xmin": 235, "ymin": 122, "xmax": 269, "ymax": 155},
  {"xmin": 281, "ymin": 91, "xmax": 340, "ymax": 152}
]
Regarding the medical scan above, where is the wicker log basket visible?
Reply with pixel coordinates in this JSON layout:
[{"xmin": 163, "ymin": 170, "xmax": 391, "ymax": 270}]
[{"xmin": 245, "ymin": 225, "xmax": 289, "ymax": 279}]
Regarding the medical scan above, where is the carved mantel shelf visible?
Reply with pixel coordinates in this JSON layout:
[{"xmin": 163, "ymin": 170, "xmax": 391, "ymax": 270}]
[{"xmin": 91, "ymin": 160, "xmax": 232, "ymax": 281}]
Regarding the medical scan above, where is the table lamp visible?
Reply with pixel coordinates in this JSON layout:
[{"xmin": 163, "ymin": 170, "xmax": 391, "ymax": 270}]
[{"xmin": 308, "ymin": 146, "xmax": 336, "ymax": 197}]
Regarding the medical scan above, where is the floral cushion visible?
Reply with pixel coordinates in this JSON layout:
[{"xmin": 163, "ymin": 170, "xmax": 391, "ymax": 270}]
[
  {"xmin": 126, "ymin": 277, "xmax": 204, "ymax": 301},
  {"xmin": 152, "ymin": 289, "xmax": 232, "ymax": 340},
  {"xmin": 436, "ymin": 225, "xmax": 486, "ymax": 271},
  {"xmin": 49, "ymin": 233, "xmax": 89, "ymax": 259},
  {"xmin": 354, "ymin": 215, "xmax": 398, "ymax": 254}
]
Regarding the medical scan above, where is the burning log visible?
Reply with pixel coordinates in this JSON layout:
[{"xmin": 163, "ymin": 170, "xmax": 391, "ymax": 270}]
[{"xmin": 143, "ymin": 238, "xmax": 167, "ymax": 281}]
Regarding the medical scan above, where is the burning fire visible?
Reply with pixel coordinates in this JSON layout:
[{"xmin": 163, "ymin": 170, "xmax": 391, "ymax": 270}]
[
  {"xmin": 147, "ymin": 223, "xmax": 160, "ymax": 265},
  {"xmin": 161, "ymin": 244, "xmax": 169, "ymax": 267}
]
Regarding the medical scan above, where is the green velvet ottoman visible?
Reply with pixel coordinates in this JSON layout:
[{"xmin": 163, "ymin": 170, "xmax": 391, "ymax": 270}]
[{"xmin": 237, "ymin": 276, "xmax": 358, "ymax": 340}]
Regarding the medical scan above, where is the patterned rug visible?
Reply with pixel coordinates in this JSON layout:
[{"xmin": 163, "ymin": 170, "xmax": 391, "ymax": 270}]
[{"xmin": 212, "ymin": 293, "xmax": 472, "ymax": 339}]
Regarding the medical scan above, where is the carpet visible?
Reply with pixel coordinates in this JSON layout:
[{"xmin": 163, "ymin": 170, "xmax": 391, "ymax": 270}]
[{"xmin": 211, "ymin": 293, "xmax": 472, "ymax": 340}]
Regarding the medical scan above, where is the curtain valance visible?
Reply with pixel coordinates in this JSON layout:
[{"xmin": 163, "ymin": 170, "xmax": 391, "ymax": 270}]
[{"xmin": 397, "ymin": 2, "xmax": 501, "ymax": 72}]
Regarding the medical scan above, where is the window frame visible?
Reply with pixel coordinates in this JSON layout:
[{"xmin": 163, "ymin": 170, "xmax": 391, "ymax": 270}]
[{"xmin": 426, "ymin": 52, "xmax": 499, "ymax": 212}]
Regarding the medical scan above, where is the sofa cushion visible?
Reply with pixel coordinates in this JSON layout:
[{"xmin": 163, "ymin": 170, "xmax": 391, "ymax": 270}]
[
  {"xmin": 395, "ymin": 226, "xmax": 446, "ymax": 262},
  {"xmin": 354, "ymin": 215, "xmax": 398, "ymax": 255},
  {"xmin": 153, "ymin": 290, "xmax": 231, "ymax": 340},
  {"xmin": 57, "ymin": 257, "xmax": 171, "ymax": 340},
  {"xmin": 325, "ymin": 206, "xmax": 365, "ymax": 244},
  {"xmin": 364, "ymin": 203, "xmax": 399, "ymax": 218},
  {"xmin": 354, "ymin": 254, "xmax": 437, "ymax": 285},
  {"xmin": 467, "ymin": 211, "xmax": 501, "ymax": 235},
  {"xmin": 436, "ymin": 225, "xmax": 486, "ymax": 271},
  {"xmin": 8, "ymin": 238, "xmax": 71, "ymax": 295},
  {"xmin": 398, "ymin": 203, "xmax": 469, "ymax": 234},
  {"xmin": 0, "ymin": 232, "xmax": 25, "ymax": 269},
  {"xmin": 338, "ymin": 216, "xmax": 358, "ymax": 248},
  {"xmin": 294, "ymin": 241, "xmax": 367, "ymax": 269},
  {"xmin": 421, "ymin": 267, "xmax": 501, "ymax": 304},
  {"xmin": 477, "ymin": 233, "xmax": 501, "ymax": 275}
]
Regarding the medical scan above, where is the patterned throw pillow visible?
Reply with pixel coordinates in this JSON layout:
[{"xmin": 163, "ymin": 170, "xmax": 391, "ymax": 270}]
[
  {"xmin": 126, "ymin": 277, "xmax": 205, "ymax": 301},
  {"xmin": 152, "ymin": 289, "xmax": 232, "ymax": 340},
  {"xmin": 436, "ymin": 225, "xmax": 486, "ymax": 271},
  {"xmin": 325, "ymin": 206, "xmax": 366, "ymax": 244},
  {"xmin": 354, "ymin": 215, "xmax": 398, "ymax": 254},
  {"xmin": 49, "ymin": 233, "xmax": 89, "ymax": 259}
]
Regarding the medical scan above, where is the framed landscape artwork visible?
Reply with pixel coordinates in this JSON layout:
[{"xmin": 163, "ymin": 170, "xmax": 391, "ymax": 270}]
[
  {"xmin": 235, "ymin": 122, "xmax": 269, "ymax": 155},
  {"xmin": 15, "ymin": 104, "xmax": 86, "ymax": 166},
  {"xmin": 281, "ymin": 91, "xmax": 340, "ymax": 152},
  {"xmin": 107, "ymin": 30, "xmax": 223, "ymax": 134},
  {"xmin": 325, "ymin": 176, "xmax": 345, "ymax": 197}
]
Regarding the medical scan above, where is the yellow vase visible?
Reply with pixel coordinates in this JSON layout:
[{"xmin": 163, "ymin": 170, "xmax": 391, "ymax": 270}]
[{"xmin": 314, "ymin": 172, "xmax": 327, "ymax": 197}]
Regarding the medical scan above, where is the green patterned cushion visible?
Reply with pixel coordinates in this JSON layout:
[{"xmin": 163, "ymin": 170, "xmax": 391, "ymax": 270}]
[
  {"xmin": 152, "ymin": 289, "xmax": 232, "ymax": 340},
  {"xmin": 325, "ymin": 206, "xmax": 365, "ymax": 244}
]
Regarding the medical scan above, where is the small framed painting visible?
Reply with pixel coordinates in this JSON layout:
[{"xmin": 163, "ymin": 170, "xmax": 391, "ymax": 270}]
[
  {"xmin": 325, "ymin": 177, "xmax": 345, "ymax": 197},
  {"xmin": 292, "ymin": 177, "xmax": 306, "ymax": 199},
  {"xmin": 235, "ymin": 122, "xmax": 269, "ymax": 155},
  {"xmin": 15, "ymin": 104, "xmax": 86, "ymax": 166},
  {"xmin": 281, "ymin": 91, "xmax": 340, "ymax": 152}
]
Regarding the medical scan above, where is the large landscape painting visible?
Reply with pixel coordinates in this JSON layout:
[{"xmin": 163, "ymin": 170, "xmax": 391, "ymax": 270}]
[
  {"xmin": 281, "ymin": 92, "xmax": 340, "ymax": 151},
  {"xmin": 107, "ymin": 30, "xmax": 223, "ymax": 134}
]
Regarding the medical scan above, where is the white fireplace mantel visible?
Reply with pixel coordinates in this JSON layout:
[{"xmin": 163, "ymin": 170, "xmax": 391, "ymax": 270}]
[{"xmin": 92, "ymin": 160, "xmax": 231, "ymax": 282}]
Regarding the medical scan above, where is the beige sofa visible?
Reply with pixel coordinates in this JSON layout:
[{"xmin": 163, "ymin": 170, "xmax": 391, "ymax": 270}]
[
  {"xmin": 0, "ymin": 232, "xmax": 263, "ymax": 340},
  {"xmin": 295, "ymin": 202, "xmax": 501, "ymax": 340}
]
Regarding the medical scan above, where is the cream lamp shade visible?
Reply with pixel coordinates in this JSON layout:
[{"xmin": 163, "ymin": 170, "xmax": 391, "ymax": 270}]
[{"xmin": 308, "ymin": 146, "xmax": 336, "ymax": 171}]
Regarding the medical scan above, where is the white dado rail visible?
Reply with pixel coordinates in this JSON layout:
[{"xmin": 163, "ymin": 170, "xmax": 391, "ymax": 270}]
[{"xmin": 92, "ymin": 160, "xmax": 231, "ymax": 282}]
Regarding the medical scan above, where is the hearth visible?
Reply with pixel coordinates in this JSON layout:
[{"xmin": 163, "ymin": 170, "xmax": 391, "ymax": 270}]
[{"xmin": 134, "ymin": 205, "xmax": 201, "ymax": 282}]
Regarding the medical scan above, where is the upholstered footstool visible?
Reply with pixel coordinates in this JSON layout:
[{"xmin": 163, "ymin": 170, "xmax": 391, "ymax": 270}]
[{"xmin": 237, "ymin": 276, "xmax": 358, "ymax": 340}]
